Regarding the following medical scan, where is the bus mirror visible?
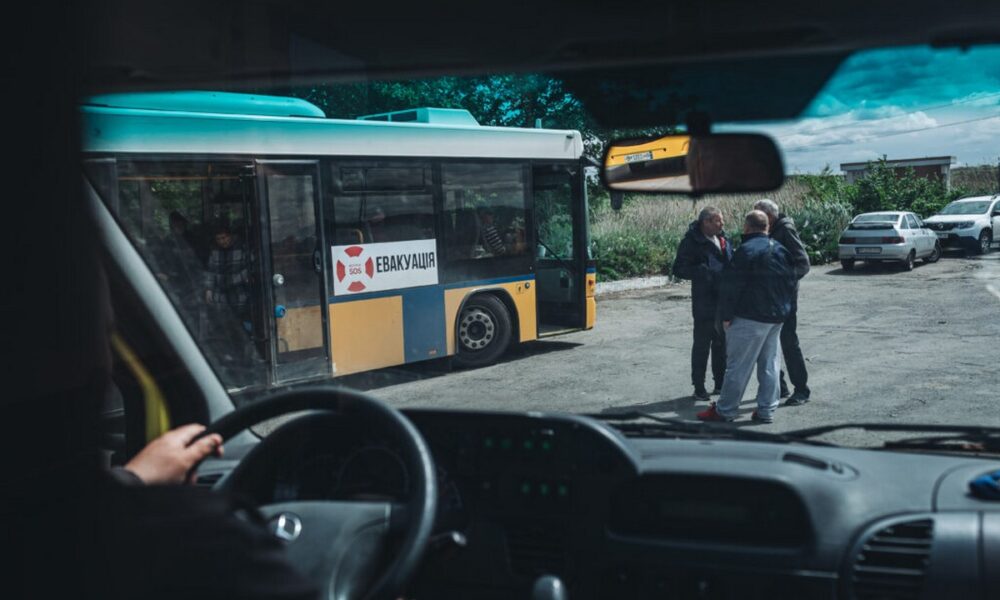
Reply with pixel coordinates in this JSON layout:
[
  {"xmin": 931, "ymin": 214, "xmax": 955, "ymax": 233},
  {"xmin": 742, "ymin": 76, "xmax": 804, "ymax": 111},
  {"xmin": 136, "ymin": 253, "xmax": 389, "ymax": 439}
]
[
  {"xmin": 602, "ymin": 133, "xmax": 784, "ymax": 195},
  {"xmin": 610, "ymin": 190, "xmax": 624, "ymax": 211}
]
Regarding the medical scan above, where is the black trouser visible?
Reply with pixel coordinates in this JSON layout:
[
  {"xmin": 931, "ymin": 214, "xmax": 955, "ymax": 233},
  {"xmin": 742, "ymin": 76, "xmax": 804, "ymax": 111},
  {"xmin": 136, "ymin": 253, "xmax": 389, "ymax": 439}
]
[
  {"xmin": 692, "ymin": 317, "xmax": 726, "ymax": 391},
  {"xmin": 779, "ymin": 308, "xmax": 810, "ymax": 396}
]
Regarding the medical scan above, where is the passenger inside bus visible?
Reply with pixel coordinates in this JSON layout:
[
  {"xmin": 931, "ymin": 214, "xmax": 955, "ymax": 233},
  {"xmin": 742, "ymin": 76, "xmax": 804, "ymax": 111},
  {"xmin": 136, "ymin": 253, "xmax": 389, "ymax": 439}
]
[
  {"xmin": 478, "ymin": 208, "xmax": 507, "ymax": 256},
  {"xmin": 199, "ymin": 220, "xmax": 267, "ymax": 387}
]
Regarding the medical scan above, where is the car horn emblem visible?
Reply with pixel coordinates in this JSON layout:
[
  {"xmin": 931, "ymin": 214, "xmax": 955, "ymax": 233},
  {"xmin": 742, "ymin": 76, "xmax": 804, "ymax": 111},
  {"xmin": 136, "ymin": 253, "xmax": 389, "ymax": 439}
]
[{"xmin": 269, "ymin": 512, "xmax": 303, "ymax": 542}]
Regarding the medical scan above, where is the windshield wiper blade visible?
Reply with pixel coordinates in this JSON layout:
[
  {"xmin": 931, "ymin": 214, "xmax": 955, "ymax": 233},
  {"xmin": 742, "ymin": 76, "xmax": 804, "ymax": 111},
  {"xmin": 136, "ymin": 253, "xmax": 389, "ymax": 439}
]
[
  {"xmin": 781, "ymin": 422, "xmax": 1000, "ymax": 452},
  {"xmin": 586, "ymin": 411, "xmax": 834, "ymax": 446},
  {"xmin": 881, "ymin": 434, "xmax": 1000, "ymax": 454},
  {"xmin": 784, "ymin": 422, "xmax": 1000, "ymax": 438}
]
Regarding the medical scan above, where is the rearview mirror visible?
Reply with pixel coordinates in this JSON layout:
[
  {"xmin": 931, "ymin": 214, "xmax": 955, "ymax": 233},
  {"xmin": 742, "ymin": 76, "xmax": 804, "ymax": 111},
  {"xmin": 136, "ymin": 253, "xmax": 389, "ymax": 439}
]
[{"xmin": 602, "ymin": 133, "xmax": 784, "ymax": 194}]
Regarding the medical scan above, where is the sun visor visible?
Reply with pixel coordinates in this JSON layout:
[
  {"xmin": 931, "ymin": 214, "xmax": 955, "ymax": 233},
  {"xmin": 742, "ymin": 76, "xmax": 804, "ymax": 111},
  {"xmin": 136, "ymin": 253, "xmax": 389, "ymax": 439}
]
[{"xmin": 556, "ymin": 53, "xmax": 846, "ymax": 128}]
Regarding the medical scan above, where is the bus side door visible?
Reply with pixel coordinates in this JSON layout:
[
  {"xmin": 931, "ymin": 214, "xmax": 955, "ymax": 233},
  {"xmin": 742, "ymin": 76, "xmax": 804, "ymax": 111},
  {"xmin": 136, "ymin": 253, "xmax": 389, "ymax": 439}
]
[
  {"xmin": 532, "ymin": 163, "xmax": 587, "ymax": 333},
  {"xmin": 256, "ymin": 160, "xmax": 330, "ymax": 384}
]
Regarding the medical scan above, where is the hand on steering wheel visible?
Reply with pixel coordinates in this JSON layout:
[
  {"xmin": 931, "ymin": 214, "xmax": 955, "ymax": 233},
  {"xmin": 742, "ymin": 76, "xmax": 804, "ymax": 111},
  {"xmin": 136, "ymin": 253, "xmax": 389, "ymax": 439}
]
[{"xmin": 199, "ymin": 385, "xmax": 437, "ymax": 600}]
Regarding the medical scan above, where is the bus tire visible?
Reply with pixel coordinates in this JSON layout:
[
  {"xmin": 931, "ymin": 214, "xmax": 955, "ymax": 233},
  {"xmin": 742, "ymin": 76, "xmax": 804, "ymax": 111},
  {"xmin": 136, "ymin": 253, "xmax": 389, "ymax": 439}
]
[{"xmin": 453, "ymin": 294, "xmax": 512, "ymax": 368}]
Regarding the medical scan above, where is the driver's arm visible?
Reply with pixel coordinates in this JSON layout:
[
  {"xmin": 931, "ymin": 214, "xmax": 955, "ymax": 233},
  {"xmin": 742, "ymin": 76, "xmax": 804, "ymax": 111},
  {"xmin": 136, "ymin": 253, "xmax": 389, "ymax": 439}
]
[{"xmin": 120, "ymin": 424, "xmax": 223, "ymax": 485}]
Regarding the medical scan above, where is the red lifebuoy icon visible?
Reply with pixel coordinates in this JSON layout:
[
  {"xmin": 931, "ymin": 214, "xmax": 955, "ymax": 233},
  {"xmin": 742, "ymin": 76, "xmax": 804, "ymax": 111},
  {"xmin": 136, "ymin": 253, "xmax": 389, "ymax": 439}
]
[{"xmin": 335, "ymin": 245, "xmax": 375, "ymax": 293}]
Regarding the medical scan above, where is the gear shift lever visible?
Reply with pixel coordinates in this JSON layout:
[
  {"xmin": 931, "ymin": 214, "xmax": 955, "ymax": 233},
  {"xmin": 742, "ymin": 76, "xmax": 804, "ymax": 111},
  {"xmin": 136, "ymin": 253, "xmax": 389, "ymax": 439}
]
[{"xmin": 531, "ymin": 575, "xmax": 567, "ymax": 600}]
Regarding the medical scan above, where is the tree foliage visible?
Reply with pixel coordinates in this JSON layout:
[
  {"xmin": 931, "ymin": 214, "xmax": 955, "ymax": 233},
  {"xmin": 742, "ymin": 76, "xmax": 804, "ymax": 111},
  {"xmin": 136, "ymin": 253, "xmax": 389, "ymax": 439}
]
[{"xmin": 291, "ymin": 75, "xmax": 668, "ymax": 162}]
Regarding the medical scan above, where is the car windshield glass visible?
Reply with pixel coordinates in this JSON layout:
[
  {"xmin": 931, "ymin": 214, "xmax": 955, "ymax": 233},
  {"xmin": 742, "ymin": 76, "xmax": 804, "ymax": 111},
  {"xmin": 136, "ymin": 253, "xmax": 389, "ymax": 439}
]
[
  {"xmin": 939, "ymin": 201, "xmax": 991, "ymax": 215},
  {"xmin": 84, "ymin": 42, "xmax": 1000, "ymax": 447}
]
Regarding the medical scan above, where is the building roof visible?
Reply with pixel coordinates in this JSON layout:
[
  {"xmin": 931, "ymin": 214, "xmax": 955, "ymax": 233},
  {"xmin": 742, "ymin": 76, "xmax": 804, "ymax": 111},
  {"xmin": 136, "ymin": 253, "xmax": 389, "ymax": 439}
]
[{"xmin": 840, "ymin": 156, "xmax": 955, "ymax": 170}]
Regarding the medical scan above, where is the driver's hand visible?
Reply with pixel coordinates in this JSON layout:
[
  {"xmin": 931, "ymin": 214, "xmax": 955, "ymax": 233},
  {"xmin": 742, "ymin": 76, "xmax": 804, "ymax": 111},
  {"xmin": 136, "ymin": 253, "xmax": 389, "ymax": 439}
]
[{"xmin": 124, "ymin": 424, "xmax": 223, "ymax": 485}]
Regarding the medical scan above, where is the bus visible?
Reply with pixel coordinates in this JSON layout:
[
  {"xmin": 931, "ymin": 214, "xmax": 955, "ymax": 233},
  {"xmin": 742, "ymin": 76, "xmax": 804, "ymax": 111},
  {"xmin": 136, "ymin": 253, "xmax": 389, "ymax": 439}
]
[{"xmin": 81, "ymin": 91, "xmax": 596, "ymax": 392}]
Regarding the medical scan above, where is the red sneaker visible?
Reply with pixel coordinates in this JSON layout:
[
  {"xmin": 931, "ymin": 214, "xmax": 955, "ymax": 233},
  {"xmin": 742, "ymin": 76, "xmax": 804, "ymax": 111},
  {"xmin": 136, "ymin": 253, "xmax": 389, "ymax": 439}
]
[{"xmin": 697, "ymin": 403, "xmax": 730, "ymax": 422}]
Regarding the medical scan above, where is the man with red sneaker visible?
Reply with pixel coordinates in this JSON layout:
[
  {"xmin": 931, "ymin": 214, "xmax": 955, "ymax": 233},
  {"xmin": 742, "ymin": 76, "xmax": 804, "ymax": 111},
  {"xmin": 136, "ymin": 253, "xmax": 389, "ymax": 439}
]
[
  {"xmin": 697, "ymin": 210, "xmax": 797, "ymax": 424},
  {"xmin": 671, "ymin": 206, "xmax": 733, "ymax": 400}
]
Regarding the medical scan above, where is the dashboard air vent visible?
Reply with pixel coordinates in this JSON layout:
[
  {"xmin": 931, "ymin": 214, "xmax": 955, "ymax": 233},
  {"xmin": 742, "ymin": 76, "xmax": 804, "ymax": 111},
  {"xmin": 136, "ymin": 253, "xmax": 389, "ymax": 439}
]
[{"xmin": 851, "ymin": 518, "xmax": 933, "ymax": 600}]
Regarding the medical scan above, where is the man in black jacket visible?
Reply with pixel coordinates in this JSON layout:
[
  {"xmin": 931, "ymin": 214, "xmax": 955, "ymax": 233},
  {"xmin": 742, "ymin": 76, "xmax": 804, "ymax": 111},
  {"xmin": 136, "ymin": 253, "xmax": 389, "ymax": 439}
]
[
  {"xmin": 754, "ymin": 199, "xmax": 812, "ymax": 405},
  {"xmin": 698, "ymin": 210, "xmax": 797, "ymax": 423},
  {"xmin": 671, "ymin": 206, "xmax": 733, "ymax": 400}
]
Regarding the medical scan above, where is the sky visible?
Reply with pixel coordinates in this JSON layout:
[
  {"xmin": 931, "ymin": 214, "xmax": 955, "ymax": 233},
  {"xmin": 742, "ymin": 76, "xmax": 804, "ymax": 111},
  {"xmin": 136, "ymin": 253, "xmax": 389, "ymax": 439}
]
[{"xmin": 723, "ymin": 45, "xmax": 1000, "ymax": 174}]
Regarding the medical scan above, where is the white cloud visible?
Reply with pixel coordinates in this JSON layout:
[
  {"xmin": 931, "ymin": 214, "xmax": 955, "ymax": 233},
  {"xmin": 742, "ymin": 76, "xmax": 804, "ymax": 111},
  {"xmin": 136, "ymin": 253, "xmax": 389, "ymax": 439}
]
[{"xmin": 722, "ymin": 105, "xmax": 999, "ymax": 173}]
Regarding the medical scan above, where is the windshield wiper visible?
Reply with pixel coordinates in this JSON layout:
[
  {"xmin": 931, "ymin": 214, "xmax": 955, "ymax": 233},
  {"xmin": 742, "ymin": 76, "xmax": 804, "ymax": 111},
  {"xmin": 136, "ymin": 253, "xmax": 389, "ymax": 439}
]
[
  {"xmin": 587, "ymin": 411, "xmax": 834, "ymax": 446},
  {"xmin": 781, "ymin": 423, "xmax": 1000, "ymax": 454}
]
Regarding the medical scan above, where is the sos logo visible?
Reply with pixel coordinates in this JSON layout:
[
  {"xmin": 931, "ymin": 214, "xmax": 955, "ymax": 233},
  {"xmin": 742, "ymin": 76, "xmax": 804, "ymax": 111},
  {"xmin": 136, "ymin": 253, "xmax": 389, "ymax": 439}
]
[{"xmin": 335, "ymin": 246, "xmax": 375, "ymax": 292}]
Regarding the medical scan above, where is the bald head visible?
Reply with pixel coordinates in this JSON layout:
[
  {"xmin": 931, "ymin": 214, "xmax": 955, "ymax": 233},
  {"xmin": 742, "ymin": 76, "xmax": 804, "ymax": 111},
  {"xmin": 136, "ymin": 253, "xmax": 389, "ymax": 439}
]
[{"xmin": 744, "ymin": 209, "xmax": 770, "ymax": 234}]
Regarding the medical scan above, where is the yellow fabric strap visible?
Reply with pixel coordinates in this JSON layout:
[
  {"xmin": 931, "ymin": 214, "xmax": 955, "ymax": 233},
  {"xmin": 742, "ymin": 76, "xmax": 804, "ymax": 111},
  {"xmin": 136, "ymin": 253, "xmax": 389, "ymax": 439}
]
[{"xmin": 110, "ymin": 332, "xmax": 171, "ymax": 441}]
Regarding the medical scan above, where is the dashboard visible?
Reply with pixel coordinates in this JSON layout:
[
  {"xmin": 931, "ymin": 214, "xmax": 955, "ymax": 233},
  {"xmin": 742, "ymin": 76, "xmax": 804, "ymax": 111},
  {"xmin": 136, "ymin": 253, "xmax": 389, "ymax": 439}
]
[{"xmin": 215, "ymin": 409, "xmax": 1000, "ymax": 600}]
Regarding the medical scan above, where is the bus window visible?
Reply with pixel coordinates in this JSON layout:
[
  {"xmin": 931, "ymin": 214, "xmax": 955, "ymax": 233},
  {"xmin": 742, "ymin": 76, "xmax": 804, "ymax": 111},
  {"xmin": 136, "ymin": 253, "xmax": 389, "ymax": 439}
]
[
  {"xmin": 441, "ymin": 163, "xmax": 529, "ymax": 260},
  {"xmin": 101, "ymin": 160, "xmax": 268, "ymax": 390},
  {"xmin": 330, "ymin": 163, "xmax": 433, "ymax": 244}
]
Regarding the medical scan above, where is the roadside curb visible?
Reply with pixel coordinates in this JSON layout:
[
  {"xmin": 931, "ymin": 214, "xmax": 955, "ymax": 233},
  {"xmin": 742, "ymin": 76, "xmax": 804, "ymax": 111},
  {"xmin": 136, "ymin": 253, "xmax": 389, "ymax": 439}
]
[{"xmin": 595, "ymin": 275, "xmax": 676, "ymax": 296}]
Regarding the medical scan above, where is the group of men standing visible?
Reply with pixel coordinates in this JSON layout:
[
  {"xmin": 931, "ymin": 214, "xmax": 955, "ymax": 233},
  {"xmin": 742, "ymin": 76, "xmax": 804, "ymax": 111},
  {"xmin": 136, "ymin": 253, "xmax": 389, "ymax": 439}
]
[{"xmin": 671, "ymin": 200, "xmax": 811, "ymax": 423}]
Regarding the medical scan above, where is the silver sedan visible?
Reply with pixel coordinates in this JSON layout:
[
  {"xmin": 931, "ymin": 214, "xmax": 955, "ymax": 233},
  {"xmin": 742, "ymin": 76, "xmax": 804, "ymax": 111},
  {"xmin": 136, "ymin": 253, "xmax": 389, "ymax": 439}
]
[{"xmin": 838, "ymin": 211, "xmax": 941, "ymax": 271}]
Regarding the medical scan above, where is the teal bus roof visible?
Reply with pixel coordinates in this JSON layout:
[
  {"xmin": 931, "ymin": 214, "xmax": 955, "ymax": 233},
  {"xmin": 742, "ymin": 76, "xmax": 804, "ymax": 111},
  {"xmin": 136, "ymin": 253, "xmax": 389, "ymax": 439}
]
[
  {"xmin": 83, "ymin": 91, "xmax": 326, "ymax": 118},
  {"xmin": 80, "ymin": 94, "xmax": 584, "ymax": 161}
]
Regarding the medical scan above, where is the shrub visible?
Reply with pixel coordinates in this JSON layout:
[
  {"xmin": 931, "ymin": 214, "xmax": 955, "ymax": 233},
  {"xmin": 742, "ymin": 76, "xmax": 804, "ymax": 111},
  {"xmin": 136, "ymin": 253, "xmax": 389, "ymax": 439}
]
[
  {"xmin": 786, "ymin": 198, "xmax": 853, "ymax": 264},
  {"xmin": 591, "ymin": 230, "xmax": 681, "ymax": 281}
]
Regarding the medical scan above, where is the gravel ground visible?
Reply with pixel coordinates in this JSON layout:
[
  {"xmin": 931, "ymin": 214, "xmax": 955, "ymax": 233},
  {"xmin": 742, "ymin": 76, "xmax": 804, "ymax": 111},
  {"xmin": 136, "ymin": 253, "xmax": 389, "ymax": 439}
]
[{"xmin": 340, "ymin": 252, "xmax": 1000, "ymax": 448}]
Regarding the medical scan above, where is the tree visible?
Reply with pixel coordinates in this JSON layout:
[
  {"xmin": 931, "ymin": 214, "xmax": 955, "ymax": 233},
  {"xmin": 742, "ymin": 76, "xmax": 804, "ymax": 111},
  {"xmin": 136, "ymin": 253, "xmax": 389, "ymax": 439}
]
[
  {"xmin": 289, "ymin": 74, "xmax": 668, "ymax": 163},
  {"xmin": 849, "ymin": 158, "xmax": 950, "ymax": 217}
]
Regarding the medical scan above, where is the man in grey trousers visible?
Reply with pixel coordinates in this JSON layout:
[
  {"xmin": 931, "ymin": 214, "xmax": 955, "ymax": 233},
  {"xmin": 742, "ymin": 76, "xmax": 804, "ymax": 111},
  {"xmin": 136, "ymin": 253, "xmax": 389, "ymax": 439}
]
[
  {"xmin": 754, "ymin": 198, "xmax": 812, "ymax": 405},
  {"xmin": 697, "ymin": 210, "xmax": 798, "ymax": 423}
]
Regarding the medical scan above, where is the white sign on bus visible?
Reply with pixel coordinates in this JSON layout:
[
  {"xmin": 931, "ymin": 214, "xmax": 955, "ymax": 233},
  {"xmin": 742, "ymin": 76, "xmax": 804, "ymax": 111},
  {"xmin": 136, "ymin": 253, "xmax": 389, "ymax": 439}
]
[{"xmin": 331, "ymin": 239, "xmax": 439, "ymax": 295}]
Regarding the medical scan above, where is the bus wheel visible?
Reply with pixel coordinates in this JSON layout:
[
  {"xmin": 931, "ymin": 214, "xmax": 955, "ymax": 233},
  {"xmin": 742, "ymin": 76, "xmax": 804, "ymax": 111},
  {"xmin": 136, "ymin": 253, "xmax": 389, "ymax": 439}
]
[{"xmin": 454, "ymin": 294, "xmax": 512, "ymax": 368}]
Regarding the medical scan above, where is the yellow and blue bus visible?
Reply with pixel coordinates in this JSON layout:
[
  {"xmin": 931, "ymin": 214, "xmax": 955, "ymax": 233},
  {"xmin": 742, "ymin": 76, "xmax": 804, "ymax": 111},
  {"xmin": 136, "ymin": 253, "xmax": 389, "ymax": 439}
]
[{"xmin": 82, "ymin": 91, "xmax": 595, "ymax": 391}]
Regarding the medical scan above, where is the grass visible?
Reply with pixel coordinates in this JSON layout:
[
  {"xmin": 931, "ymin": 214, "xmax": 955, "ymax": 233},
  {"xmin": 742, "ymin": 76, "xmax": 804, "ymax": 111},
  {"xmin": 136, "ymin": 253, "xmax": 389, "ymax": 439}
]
[
  {"xmin": 589, "ymin": 165, "xmax": 999, "ymax": 281},
  {"xmin": 591, "ymin": 180, "xmax": 812, "ymax": 280}
]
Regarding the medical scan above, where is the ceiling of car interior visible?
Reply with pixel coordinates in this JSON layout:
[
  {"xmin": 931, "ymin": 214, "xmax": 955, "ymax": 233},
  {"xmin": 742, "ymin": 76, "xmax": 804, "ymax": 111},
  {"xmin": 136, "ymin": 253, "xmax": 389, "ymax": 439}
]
[{"xmin": 80, "ymin": 0, "xmax": 1000, "ymax": 126}]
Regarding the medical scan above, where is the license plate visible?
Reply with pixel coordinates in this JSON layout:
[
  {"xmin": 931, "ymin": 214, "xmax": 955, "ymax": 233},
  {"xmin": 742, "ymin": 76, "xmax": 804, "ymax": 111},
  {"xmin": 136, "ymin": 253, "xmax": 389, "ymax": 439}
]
[
  {"xmin": 624, "ymin": 151, "xmax": 653, "ymax": 163},
  {"xmin": 856, "ymin": 247, "xmax": 882, "ymax": 255},
  {"xmin": 936, "ymin": 232, "xmax": 949, "ymax": 238}
]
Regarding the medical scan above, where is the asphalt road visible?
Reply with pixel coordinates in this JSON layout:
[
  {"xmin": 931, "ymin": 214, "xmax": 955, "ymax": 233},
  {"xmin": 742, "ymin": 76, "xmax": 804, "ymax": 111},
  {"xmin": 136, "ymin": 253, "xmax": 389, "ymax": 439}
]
[{"xmin": 343, "ymin": 252, "xmax": 1000, "ymax": 447}]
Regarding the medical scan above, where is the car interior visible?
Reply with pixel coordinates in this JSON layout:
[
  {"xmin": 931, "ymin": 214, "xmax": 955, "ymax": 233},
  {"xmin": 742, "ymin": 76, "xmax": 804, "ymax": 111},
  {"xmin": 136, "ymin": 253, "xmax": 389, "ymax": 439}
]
[{"xmin": 6, "ymin": 2, "xmax": 1000, "ymax": 599}]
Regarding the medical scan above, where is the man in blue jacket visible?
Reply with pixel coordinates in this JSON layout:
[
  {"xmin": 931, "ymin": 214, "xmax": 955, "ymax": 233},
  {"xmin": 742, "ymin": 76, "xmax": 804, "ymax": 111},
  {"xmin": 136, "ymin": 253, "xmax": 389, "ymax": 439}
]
[
  {"xmin": 754, "ymin": 199, "xmax": 812, "ymax": 405},
  {"xmin": 671, "ymin": 206, "xmax": 733, "ymax": 400},
  {"xmin": 698, "ymin": 210, "xmax": 797, "ymax": 423}
]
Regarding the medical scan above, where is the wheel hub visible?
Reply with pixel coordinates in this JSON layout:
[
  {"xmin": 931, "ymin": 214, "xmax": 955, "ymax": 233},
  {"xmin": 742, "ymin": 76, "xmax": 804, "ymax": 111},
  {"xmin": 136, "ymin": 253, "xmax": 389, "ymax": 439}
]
[{"xmin": 459, "ymin": 308, "xmax": 495, "ymax": 350}]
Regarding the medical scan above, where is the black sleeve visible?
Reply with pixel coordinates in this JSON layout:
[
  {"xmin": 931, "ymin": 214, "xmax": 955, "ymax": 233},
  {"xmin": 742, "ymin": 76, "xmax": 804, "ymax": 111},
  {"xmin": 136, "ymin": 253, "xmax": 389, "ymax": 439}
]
[
  {"xmin": 671, "ymin": 237, "xmax": 707, "ymax": 282},
  {"xmin": 108, "ymin": 466, "xmax": 144, "ymax": 486},
  {"xmin": 95, "ymin": 485, "xmax": 321, "ymax": 600},
  {"xmin": 778, "ymin": 222, "xmax": 811, "ymax": 279}
]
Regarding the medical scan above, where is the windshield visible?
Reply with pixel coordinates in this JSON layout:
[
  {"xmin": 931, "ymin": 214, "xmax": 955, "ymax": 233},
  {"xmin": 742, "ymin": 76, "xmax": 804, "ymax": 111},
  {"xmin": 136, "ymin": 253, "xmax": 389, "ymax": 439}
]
[
  {"xmin": 939, "ymin": 200, "xmax": 991, "ymax": 215},
  {"xmin": 86, "ymin": 43, "xmax": 1000, "ymax": 447}
]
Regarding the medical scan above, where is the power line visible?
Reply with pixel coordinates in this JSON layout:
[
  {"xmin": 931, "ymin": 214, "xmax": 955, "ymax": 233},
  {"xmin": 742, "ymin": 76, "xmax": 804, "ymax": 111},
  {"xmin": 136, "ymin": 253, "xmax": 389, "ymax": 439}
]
[
  {"xmin": 782, "ymin": 113, "xmax": 1000, "ymax": 151},
  {"xmin": 794, "ymin": 91, "xmax": 1000, "ymax": 136},
  {"xmin": 852, "ymin": 113, "xmax": 1000, "ymax": 142}
]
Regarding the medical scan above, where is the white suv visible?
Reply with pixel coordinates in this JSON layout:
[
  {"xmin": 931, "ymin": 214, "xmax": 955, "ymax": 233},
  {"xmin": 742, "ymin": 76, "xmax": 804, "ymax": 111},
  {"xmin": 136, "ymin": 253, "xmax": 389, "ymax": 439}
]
[{"xmin": 923, "ymin": 195, "xmax": 1000, "ymax": 255}]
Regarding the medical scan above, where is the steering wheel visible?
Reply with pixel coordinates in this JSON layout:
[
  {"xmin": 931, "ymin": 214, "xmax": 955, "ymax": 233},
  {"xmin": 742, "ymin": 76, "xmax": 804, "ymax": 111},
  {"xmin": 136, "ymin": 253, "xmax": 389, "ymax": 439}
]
[{"xmin": 201, "ymin": 385, "xmax": 437, "ymax": 600}]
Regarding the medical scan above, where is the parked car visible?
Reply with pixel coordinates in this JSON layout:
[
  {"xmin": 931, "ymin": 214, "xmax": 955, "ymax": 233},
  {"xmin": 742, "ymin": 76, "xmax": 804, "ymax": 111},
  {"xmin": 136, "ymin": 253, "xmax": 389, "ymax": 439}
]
[
  {"xmin": 838, "ymin": 211, "xmax": 941, "ymax": 271},
  {"xmin": 923, "ymin": 195, "xmax": 1000, "ymax": 255}
]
